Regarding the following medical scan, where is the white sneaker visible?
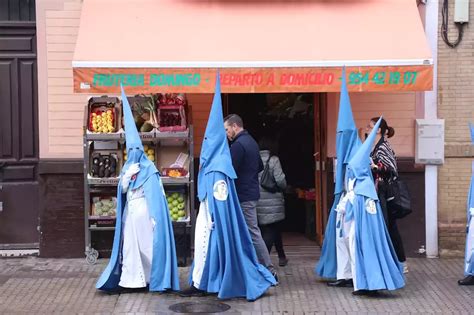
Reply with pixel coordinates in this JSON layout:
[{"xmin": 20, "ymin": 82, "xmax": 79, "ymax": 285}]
[{"xmin": 403, "ymin": 263, "xmax": 409, "ymax": 274}]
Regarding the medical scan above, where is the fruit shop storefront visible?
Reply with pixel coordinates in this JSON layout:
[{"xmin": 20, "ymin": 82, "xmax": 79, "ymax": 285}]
[{"xmin": 38, "ymin": 0, "xmax": 434, "ymax": 260}]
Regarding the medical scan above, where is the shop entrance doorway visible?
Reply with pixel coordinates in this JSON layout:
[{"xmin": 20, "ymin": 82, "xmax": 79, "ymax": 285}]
[{"xmin": 226, "ymin": 93, "xmax": 326, "ymax": 247}]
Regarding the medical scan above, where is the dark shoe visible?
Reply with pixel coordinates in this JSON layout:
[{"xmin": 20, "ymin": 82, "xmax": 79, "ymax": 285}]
[
  {"xmin": 279, "ymin": 257, "xmax": 289, "ymax": 267},
  {"xmin": 327, "ymin": 279, "xmax": 353, "ymax": 287},
  {"xmin": 458, "ymin": 275, "xmax": 474, "ymax": 286},
  {"xmin": 352, "ymin": 290, "xmax": 379, "ymax": 296},
  {"xmin": 178, "ymin": 286, "xmax": 207, "ymax": 297}
]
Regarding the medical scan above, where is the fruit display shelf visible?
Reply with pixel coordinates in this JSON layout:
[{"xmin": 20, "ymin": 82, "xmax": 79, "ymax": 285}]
[
  {"xmin": 88, "ymin": 215, "xmax": 116, "ymax": 220},
  {"xmin": 161, "ymin": 176, "xmax": 190, "ymax": 185},
  {"xmin": 85, "ymin": 128, "xmax": 190, "ymax": 142},
  {"xmin": 88, "ymin": 220, "xmax": 190, "ymax": 233},
  {"xmin": 89, "ymin": 226, "xmax": 115, "ymax": 231},
  {"xmin": 87, "ymin": 175, "xmax": 120, "ymax": 186},
  {"xmin": 85, "ymin": 131, "xmax": 122, "ymax": 141}
]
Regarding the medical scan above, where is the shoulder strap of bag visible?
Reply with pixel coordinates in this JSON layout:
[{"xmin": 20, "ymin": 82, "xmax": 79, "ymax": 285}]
[{"xmin": 264, "ymin": 155, "xmax": 273, "ymax": 166}]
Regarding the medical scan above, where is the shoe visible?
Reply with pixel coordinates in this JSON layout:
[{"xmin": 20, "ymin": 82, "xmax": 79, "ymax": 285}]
[
  {"xmin": 327, "ymin": 279, "xmax": 353, "ymax": 287},
  {"xmin": 352, "ymin": 290, "xmax": 379, "ymax": 296},
  {"xmin": 279, "ymin": 257, "xmax": 289, "ymax": 267},
  {"xmin": 178, "ymin": 286, "xmax": 207, "ymax": 297},
  {"xmin": 458, "ymin": 275, "xmax": 474, "ymax": 286},
  {"xmin": 403, "ymin": 263, "xmax": 409, "ymax": 274},
  {"xmin": 271, "ymin": 271, "xmax": 279, "ymax": 285}
]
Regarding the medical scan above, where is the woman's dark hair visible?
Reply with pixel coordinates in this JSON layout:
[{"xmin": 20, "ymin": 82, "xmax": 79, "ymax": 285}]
[
  {"xmin": 371, "ymin": 117, "xmax": 395, "ymax": 138},
  {"xmin": 258, "ymin": 136, "xmax": 278, "ymax": 156}
]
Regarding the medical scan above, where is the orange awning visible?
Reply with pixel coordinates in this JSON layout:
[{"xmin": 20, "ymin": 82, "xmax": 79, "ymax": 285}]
[{"xmin": 72, "ymin": 0, "xmax": 433, "ymax": 94}]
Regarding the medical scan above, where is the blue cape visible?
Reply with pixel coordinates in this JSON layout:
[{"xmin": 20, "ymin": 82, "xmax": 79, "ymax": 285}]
[
  {"xmin": 316, "ymin": 67, "xmax": 361, "ymax": 279},
  {"xmin": 190, "ymin": 73, "xmax": 276, "ymax": 300},
  {"xmin": 346, "ymin": 117, "xmax": 405, "ymax": 290},
  {"xmin": 194, "ymin": 172, "xmax": 276, "ymax": 300},
  {"xmin": 464, "ymin": 123, "xmax": 474, "ymax": 276},
  {"xmin": 96, "ymin": 86, "xmax": 179, "ymax": 292}
]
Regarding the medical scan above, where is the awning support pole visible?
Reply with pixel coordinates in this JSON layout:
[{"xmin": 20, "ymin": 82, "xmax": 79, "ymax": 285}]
[{"xmin": 424, "ymin": 0, "xmax": 439, "ymax": 258}]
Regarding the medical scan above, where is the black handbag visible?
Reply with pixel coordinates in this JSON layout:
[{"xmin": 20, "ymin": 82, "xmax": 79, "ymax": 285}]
[
  {"xmin": 260, "ymin": 156, "xmax": 279, "ymax": 193},
  {"xmin": 386, "ymin": 176, "xmax": 412, "ymax": 219}
]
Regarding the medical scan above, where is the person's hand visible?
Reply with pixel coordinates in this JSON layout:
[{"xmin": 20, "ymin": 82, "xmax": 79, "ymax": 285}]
[
  {"xmin": 122, "ymin": 163, "xmax": 140, "ymax": 191},
  {"xmin": 370, "ymin": 158, "xmax": 377, "ymax": 170},
  {"xmin": 125, "ymin": 163, "xmax": 140, "ymax": 178},
  {"xmin": 207, "ymin": 220, "xmax": 215, "ymax": 231}
]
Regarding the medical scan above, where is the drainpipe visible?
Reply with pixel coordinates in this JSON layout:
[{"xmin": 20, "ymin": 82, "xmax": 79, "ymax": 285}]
[{"xmin": 424, "ymin": 0, "xmax": 439, "ymax": 258}]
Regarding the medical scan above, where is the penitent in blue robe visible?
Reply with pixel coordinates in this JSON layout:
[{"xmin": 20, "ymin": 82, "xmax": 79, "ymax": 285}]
[
  {"xmin": 316, "ymin": 67, "xmax": 361, "ymax": 279},
  {"xmin": 463, "ymin": 123, "xmax": 474, "ymax": 276},
  {"xmin": 345, "ymin": 117, "xmax": 404, "ymax": 291},
  {"xmin": 189, "ymin": 72, "xmax": 276, "ymax": 301},
  {"xmin": 96, "ymin": 86, "xmax": 179, "ymax": 292}
]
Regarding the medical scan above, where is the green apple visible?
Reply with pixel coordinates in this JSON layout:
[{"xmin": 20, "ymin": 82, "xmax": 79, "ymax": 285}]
[
  {"xmin": 171, "ymin": 192, "xmax": 179, "ymax": 199},
  {"xmin": 177, "ymin": 203, "xmax": 185, "ymax": 210},
  {"xmin": 177, "ymin": 196, "xmax": 184, "ymax": 203},
  {"xmin": 178, "ymin": 210, "xmax": 185, "ymax": 217},
  {"xmin": 167, "ymin": 197, "xmax": 173, "ymax": 203},
  {"xmin": 172, "ymin": 200, "xmax": 179, "ymax": 206}
]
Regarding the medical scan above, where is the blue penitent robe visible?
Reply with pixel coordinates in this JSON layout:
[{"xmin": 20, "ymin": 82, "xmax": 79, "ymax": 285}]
[
  {"xmin": 189, "ymin": 73, "xmax": 276, "ymax": 301},
  {"xmin": 346, "ymin": 117, "xmax": 404, "ymax": 291},
  {"xmin": 316, "ymin": 67, "xmax": 361, "ymax": 279},
  {"xmin": 96, "ymin": 86, "xmax": 179, "ymax": 292},
  {"xmin": 194, "ymin": 171, "xmax": 276, "ymax": 300},
  {"xmin": 463, "ymin": 123, "xmax": 474, "ymax": 276}
]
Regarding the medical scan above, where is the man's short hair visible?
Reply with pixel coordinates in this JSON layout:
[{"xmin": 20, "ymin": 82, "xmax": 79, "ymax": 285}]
[{"xmin": 224, "ymin": 114, "xmax": 243, "ymax": 128}]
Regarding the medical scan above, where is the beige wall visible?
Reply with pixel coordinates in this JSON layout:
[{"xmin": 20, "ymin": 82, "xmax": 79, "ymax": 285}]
[
  {"xmin": 37, "ymin": 0, "xmax": 85, "ymax": 158},
  {"xmin": 327, "ymin": 92, "xmax": 419, "ymax": 158},
  {"xmin": 437, "ymin": 0, "xmax": 474, "ymax": 255}
]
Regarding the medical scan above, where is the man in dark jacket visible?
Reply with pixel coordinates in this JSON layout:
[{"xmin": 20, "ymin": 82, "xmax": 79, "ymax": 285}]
[{"xmin": 224, "ymin": 114, "xmax": 277, "ymax": 280}]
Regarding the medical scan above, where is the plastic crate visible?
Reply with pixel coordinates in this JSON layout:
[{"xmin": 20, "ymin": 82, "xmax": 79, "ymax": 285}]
[{"xmin": 86, "ymin": 96, "xmax": 121, "ymax": 134}]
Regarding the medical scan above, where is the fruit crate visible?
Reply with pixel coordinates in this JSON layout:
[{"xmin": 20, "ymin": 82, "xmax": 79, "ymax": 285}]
[
  {"xmin": 164, "ymin": 188, "xmax": 189, "ymax": 222},
  {"xmin": 157, "ymin": 105, "xmax": 187, "ymax": 132},
  {"xmin": 125, "ymin": 94, "xmax": 158, "ymax": 134},
  {"xmin": 122, "ymin": 142, "xmax": 157, "ymax": 165},
  {"xmin": 87, "ymin": 149, "xmax": 123, "ymax": 179},
  {"xmin": 86, "ymin": 96, "xmax": 122, "ymax": 134},
  {"xmin": 90, "ymin": 196, "xmax": 117, "ymax": 218}
]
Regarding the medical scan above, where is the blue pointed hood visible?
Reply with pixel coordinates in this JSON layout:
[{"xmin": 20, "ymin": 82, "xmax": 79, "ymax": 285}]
[
  {"xmin": 121, "ymin": 85, "xmax": 158, "ymax": 190},
  {"xmin": 335, "ymin": 67, "xmax": 362, "ymax": 194},
  {"xmin": 197, "ymin": 72, "xmax": 237, "ymax": 201},
  {"xmin": 122, "ymin": 85, "xmax": 143, "ymax": 151},
  {"xmin": 348, "ymin": 116, "xmax": 382, "ymax": 200}
]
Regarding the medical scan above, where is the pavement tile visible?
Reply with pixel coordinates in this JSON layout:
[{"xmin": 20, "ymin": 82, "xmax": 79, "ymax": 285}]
[{"xmin": 0, "ymin": 248, "xmax": 473, "ymax": 314}]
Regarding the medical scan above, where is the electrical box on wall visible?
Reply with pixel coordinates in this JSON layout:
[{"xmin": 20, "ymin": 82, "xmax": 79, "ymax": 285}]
[
  {"xmin": 454, "ymin": 0, "xmax": 470, "ymax": 23},
  {"xmin": 415, "ymin": 119, "xmax": 445, "ymax": 165}
]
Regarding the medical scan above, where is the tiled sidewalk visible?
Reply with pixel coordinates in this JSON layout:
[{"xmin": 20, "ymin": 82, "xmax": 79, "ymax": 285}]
[{"xmin": 0, "ymin": 246, "xmax": 473, "ymax": 314}]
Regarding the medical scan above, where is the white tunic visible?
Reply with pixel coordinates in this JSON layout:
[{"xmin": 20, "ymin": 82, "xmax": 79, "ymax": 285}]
[
  {"xmin": 335, "ymin": 179, "xmax": 356, "ymax": 283},
  {"xmin": 192, "ymin": 199, "xmax": 213, "ymax": 288},
  {"xmin": 119, "ymin": 186, "xmax": 155, "ymax": 288},
  {"xmin": 466, "ymin": 207, "xmax": 474, "ymax": 273}
]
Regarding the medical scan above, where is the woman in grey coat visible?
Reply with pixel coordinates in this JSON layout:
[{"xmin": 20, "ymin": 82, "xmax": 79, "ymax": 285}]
[{"xmin": 257, "ymin": 136, "xmax": 288, "ymax": 267}]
